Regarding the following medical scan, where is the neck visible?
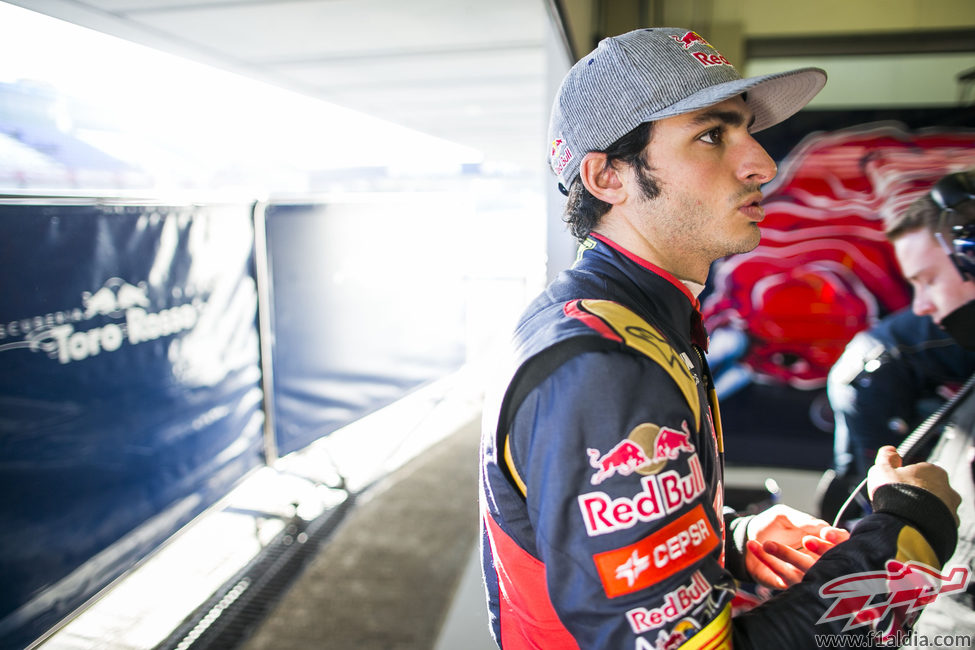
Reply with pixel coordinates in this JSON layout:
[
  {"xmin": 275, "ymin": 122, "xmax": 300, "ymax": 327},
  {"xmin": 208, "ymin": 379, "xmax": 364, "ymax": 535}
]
[{"xmin": 593, "ymin": 217, "xmax": 709, "ymax": 285}]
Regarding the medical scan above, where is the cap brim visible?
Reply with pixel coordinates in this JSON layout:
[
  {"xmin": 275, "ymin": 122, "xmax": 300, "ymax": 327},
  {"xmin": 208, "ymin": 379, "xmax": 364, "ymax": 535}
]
[{"xmin": 641, "ymin": 67, "xmax": 827, "ymax": 132}]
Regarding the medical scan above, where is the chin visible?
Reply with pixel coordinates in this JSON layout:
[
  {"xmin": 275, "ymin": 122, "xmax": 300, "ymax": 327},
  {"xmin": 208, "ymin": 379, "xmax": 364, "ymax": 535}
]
[{"xmin": 733, "ymin": 230, "xmax": 761, "ymax": 255}]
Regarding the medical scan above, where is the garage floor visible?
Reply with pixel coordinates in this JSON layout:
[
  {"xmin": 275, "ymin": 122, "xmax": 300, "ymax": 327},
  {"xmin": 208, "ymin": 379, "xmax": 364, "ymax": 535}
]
[
  {"xmin": 237, "ymin": 416, "xmax": 823, "ymax": 650},
  {"xmin": 240, "ymin": 417, "xmax": 495, "ymax": 650}
]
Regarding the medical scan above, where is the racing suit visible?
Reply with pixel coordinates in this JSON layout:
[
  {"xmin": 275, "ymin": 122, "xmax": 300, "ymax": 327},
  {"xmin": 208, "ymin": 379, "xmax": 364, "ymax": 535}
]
[{"xmin": 479, "ymin": 233, "xmax": 958, "ymax": 649}]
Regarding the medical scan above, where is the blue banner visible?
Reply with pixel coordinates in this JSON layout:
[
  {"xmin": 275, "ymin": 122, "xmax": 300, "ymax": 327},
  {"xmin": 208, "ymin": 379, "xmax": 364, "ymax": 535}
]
[
  {"xmin": 264, "ymin": 201, "xmax": 467, "ymax": 455},
  {"xmin": 0, "ymin": 200, "xmax": 265, "ymax": 648}
]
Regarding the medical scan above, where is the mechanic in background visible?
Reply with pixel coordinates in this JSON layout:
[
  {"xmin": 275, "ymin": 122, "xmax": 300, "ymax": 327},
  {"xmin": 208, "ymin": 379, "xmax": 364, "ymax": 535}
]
[
  {"xmin": 880, "ymin": 171, "xmax": 975, "ymax": 647},
  {"xmin": 822, "ymin": 306, "xmax": 975, "ymax": 522}
]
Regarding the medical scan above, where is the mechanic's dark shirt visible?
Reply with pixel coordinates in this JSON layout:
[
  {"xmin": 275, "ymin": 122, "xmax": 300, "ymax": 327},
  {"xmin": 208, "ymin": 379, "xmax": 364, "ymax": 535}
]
[{"xmin": 828, "ymin": 307, "xmax": 975, "ymax": 477}]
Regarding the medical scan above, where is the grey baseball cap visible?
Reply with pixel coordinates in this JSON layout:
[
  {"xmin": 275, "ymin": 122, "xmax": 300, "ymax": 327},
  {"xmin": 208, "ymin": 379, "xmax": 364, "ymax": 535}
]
[{"xmin": 548, "ymin": 27, "xmax": 827, "ymax": 192}]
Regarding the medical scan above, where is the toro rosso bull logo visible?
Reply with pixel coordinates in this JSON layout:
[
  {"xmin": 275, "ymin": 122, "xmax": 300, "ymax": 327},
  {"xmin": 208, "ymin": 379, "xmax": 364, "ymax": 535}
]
[
  {"xmin": 669, "ymin": 31, "xmax": 712, "ymax": 49},
  {"xmin": 817, "ymin": 560, "xmax": 970, "ymax": 636},
  {"xmin": 588, "ymin": 421, "xmax": 695, "ymax": 485},
  {"xmin": 83, "ymin": 279, "xmax": 150, "ymax": 318}
]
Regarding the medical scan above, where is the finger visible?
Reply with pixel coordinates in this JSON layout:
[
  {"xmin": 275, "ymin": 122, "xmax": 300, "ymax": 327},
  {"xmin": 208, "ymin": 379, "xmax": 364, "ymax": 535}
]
[
  {"xmin": 819, "ymin": 527, "xmax": 851, "ymax": 544},
  {"xmin": 800, "ymin": 535, "xmax": 837, "ymax": 557},
  {"xmin": 795, "ymin": 522, "xmax": 832, "ymax": 536},
  {"xmin": 748, "ymin": 540, "xmax": 805, "ymax": 588},
  {"xmin": 762, "ymin": 540, "xmax": 818, "ymax": 572},
  {"xmin": 875, "ymin": 445, "xmax": 902, "ymax": 470},
  {"xmin": 746, "ymin": 541, "xmax": 789, "ymax": 590}
]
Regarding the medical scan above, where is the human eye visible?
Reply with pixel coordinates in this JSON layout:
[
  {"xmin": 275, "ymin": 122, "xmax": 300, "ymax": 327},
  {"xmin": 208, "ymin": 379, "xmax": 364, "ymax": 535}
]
[{"xmin": 699, "ymin": 126, "xmax": 723, "ymax": 145}]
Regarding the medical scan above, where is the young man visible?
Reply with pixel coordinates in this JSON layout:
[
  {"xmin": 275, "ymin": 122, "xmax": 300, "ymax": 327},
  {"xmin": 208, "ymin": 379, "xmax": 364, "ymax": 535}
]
[
  {"xmin": 884, "ymin": 170, "xmax": 975, "ymax": 648},
  {"xmin": 479, "ymin": 27, "xmax": 960, "ymax": 649}
]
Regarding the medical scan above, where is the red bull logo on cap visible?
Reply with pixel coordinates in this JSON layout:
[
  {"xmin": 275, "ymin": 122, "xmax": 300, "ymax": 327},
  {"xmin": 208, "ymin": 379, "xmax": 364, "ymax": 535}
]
[
  {"xmin": 550, "ymin": 135, "xmax": 573, "ymax": 177},
  {"xmin": 587, "ymin": 421, "xmax": 696, "ymax": 485},
  {"xmin": 668, "ymin": 30, "xmax": 733, "ymax": 68},
  {"xmin": 669, "ymin": 31, "xmax": 713, "ymax": 50}
]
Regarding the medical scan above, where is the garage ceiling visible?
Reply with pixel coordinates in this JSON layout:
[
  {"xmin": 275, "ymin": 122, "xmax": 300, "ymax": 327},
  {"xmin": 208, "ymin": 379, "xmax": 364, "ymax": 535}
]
[
  {"xmin": 3, "ymin": 0, "xmax": 564, "ymax": 172},
  {"xmin": 9, "ymin": 1, "xmax": 972, "ymax": 177}
]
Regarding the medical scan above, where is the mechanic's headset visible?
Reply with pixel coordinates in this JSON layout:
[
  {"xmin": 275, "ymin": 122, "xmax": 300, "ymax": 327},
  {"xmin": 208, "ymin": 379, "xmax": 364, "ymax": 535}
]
[{"xmin": 930, "ymin": 171, "xmax": 975, "ymax": 281}]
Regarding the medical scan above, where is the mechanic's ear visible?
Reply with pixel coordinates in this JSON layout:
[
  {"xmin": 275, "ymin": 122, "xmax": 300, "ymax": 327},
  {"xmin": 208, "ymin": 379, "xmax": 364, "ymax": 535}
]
[{"xmin": 580, "ymin": 152, "xmax": 626, "ymax": 205}]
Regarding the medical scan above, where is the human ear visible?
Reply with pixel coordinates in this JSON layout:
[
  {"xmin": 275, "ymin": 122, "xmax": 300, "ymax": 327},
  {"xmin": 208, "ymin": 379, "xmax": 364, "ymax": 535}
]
[{"xmin": 579, "ymin": 152, "xmax": 626, "ymax": 205}]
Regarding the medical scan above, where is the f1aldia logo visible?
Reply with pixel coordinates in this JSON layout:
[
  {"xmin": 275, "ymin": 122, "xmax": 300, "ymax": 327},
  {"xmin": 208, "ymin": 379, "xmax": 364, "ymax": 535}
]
[
  {"xmin": 817, "ymin": 560, "xmax": 970, "ymax": 639},
  {"xmin": 0, "ymin": 277, "xmax": 201, "ymax": 364}
]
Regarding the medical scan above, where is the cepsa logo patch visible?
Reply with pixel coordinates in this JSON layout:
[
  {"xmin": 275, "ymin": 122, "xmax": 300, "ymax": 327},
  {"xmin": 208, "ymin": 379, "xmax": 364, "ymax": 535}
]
[{"xmin": 592, "ymin": 504, "xmax": 718, "ymax": 598}]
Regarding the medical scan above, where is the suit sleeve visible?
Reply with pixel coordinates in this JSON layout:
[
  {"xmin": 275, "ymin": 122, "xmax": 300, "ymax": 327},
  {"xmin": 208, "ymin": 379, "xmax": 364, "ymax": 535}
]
[{"xmin": 508, "ymin": 350, "xmax": 734, "ymax": 649}]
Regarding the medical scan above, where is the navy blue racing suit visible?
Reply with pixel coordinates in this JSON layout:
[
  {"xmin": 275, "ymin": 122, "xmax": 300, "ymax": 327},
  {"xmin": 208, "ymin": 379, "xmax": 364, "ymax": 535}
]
[{"xmin": 479, "ymin": 234, "xmax": 958, "ymax": 649}]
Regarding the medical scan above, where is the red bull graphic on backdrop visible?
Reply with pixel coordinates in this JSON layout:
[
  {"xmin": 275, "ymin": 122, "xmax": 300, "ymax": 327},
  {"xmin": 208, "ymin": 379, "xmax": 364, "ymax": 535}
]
[
  {"xmin": 0, "ymin": 276, "xmax": 202, "ymax": 364},
  {"xmin": 587, "ymin": 420, "xmax": 695, "ymax": 485},
  {"xmin": 817, "ymin": 560, "xmax": 970, "ymax": 640},
  {"xmin": 703, "ymin": 123, "xmax": 975, "ymax": 390}
]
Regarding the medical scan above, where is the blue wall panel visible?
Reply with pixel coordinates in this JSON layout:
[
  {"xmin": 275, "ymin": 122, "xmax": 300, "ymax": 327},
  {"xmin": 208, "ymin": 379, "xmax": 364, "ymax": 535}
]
[
  {"xmin": 265, "ymin": 201, "xmax": 466, "ymax": 455},
  {"xmin": 0, "ymin": 201, "xmax": 265, "ymax": 648}
]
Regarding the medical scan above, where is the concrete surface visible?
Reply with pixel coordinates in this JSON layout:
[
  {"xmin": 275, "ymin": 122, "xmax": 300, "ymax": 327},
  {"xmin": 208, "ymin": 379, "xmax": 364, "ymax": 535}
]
[{"xmin": 240, "ymin": 416, "xmax": 492, "ymax": 650}]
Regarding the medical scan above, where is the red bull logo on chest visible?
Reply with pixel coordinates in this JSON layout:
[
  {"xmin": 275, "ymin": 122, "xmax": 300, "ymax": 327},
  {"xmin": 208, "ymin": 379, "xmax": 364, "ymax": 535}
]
[
  {"xmin": 587, "ymin": 420, "xmax": 695, "ymax": 485},
  {"xmin": 578, "ymin": 454, "xmax": 707, "ymax": 536}
]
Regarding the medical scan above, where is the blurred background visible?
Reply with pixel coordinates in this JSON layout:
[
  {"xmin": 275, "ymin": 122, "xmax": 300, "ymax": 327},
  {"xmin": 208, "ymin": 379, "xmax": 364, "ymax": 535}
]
[{"xmin": 0, "ymin": 1, "xmax": 973, "ymax": 648}]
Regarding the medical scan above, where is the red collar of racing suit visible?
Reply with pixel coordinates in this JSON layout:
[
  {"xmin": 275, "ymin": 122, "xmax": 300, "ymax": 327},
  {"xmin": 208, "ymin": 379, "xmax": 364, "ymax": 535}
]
[{"xmin": 588, "ymin": 232, "xmax": 710, "ymax": 351}]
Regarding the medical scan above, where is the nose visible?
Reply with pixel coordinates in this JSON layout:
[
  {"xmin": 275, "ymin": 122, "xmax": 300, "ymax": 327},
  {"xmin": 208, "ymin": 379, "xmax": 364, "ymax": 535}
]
[
  {"xmin": 912, "ymin": 289, "xmax": 936, "ymax": 318},
  {"xmin": 739, "ymin": 134, "xmax": 777, "ymax": 185}
]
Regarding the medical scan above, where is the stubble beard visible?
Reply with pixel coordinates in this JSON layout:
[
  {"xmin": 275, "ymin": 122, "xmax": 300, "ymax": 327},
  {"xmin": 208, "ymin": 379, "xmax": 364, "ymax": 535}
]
[{"xmin": 639, "ymin": 182, "xmax": 762, "ymax": 268}]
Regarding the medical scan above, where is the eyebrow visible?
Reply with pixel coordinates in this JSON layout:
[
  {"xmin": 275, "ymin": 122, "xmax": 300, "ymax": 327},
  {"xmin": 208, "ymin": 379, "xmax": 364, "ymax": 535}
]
[{"xmin": 688, "ymin": 109, "xmax": 756, "ymax": 129}]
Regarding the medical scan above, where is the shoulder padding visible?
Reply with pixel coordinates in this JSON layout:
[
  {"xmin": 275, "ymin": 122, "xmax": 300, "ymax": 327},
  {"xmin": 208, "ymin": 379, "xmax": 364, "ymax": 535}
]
[{"xmin": 496, "ymin": 300, "xmax": 703, "ymax": 497}]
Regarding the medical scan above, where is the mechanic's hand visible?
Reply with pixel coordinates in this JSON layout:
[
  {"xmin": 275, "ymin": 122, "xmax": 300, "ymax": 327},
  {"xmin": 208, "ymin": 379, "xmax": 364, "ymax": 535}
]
[
  {"xmin": 867, "ymin": 446, "xmax": 961, "ymax": 525},
  {"xmin": 744, "ymin": 504, "xmax": 850, "ymax": 590}
]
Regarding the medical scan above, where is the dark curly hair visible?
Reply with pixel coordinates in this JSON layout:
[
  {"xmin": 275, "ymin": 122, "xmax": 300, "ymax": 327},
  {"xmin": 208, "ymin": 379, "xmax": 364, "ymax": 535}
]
[{"xmin": 563, "ymin": 121, "xmax": 659, "ymax": 241}]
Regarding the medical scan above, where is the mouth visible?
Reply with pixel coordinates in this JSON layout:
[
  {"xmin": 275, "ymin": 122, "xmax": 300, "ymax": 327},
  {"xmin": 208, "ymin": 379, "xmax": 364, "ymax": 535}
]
[{"xmin": 738, "ymin": 194, "xmax": 765, "ymax": 222}]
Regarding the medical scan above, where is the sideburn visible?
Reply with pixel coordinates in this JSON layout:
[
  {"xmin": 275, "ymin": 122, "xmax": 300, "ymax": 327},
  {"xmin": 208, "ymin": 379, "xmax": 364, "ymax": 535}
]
[{"xmin": 630, "ymin": 154, "xmax": 662, "ymax": 202}]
